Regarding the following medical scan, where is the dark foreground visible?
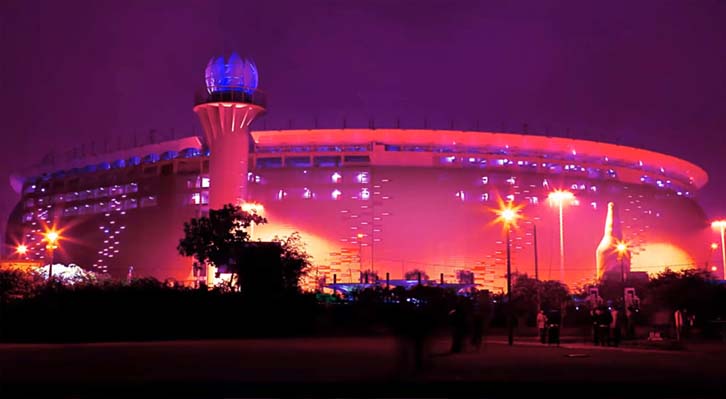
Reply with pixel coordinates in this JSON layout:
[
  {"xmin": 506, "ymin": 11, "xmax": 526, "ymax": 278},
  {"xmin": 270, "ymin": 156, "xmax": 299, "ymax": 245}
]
[{"xmin": 1, "ymin": 336, "xmax": 725, "ymax": 398}]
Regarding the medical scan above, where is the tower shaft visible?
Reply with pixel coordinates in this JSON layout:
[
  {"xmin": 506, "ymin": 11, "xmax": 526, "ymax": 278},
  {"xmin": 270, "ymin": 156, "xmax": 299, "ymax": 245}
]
[{"xmin": 193, "ymin": 103, "xmax": 265, "ymax": 209}]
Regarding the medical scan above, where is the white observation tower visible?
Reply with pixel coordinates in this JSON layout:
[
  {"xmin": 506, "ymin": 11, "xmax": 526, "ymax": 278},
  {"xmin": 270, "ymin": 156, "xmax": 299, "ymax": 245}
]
[{"xmin": 193, "ymin": 53, "xmax": 266, "ymax": 208}]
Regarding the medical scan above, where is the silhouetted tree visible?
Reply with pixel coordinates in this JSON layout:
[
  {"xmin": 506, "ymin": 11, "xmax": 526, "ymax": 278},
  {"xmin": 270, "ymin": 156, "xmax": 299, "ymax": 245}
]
[
  {"xmin": 511, "ymin": 273, "xmax": 570, "ymax": 324},
  {"xmin": 272, "ymin": 232, "xmax": 312, "ymax": 292},
  {"xmin": 360, "ymin": 269, "xmax": 379, "ymax": 283},
  {"xmin": 648, "ymin": 269, "xmax": 725, "ymax": 321},
  {"xmin": 178, "ymin": 203, "xmax": 269, "ymax": 293},
  {"xmin": 405, "ymin": 269, "xmax": 429, "ymax": 281},
  {"xmin": 177, "ymin": 204, "xmax": 267, "ymax": 271},
  {"xmin": 456, "ymin": 270, "xmax": 475, "ymax": 284}
]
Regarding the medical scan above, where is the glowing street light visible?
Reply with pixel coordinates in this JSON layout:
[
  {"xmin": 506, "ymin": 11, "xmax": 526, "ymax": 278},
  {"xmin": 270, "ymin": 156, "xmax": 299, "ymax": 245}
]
[
  {"xmin": 16, "ymin": 244, "xmax": 28, "ymax": 257},
  {"xmin": 711, "ymin": 220, "xmax": 726, "ymax": 279},
  {"xmin": 548, "ymin": 190, "xmax": 575, "ymax": 283},
  {"xmin": 494, "ymin": 200, "xmax": 522, "ymax": 346},
  {"xmin": 616, "ymin": 241, "xmax": 628, "ymax": 284},
  {"xmin": 43, "ymin": 228, "xmax": 61, "ymax": 282}
]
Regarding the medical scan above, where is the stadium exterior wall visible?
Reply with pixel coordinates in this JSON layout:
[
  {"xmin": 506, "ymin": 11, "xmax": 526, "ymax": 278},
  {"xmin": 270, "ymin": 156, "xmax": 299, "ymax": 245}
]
[{"xmin": 4, "ymin": 129, "xmax": 713, "ymax": 289}]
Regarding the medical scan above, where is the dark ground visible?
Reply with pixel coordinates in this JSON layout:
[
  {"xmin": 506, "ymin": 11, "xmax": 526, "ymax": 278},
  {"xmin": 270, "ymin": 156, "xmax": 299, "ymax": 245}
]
[{"xmin": 1, "ymin": 336, "xmax": 724, "ymax": 398}]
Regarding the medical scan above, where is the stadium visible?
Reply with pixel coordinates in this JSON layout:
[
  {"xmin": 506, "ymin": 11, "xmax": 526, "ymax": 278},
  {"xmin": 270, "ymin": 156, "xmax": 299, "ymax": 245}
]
[{"xmin": 4, "ymin": 55, "xmax": 714, "ymax": 291}]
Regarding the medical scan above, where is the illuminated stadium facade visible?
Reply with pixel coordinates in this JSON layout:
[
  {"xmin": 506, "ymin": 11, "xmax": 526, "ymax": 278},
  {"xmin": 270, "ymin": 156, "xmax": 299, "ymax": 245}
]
[
  {"xmin": 5, "ymin": 128, "xmax": 712, "ymax": 289},
  {"xmin": 4, "ymin": 55, "xmax": 714, "ymax": 290}
]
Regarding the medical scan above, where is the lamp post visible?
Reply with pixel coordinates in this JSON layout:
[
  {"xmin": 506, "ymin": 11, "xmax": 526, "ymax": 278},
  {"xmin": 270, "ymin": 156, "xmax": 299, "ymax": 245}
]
[
  {"xmin": 533, "ymin": 223, "xmax": 539, "ymax": 281},
  {"xmin": 709, "ymin": 242, "xmax": 718, "ymax": 272},
  {"xmin": 357, "ymin": 233, "xmax": 364, "ymax": 282},
  {"xmin": 711, "ymin": 220, "xmax": 726, "ymax": 279},
  {"xmin": 547, "ymin": 190, "xmax": 575, "ymax": 283},
  {"xmin": 495, "ymin": 201, "xmax": 521, "ymax": 346},
  {"xmin": 43, "ymin": 229, "xmax": 60, "ymax": 283},
  {"xmin": 616, "ymin": 242, "xmax": 628, "ymax": 284}
]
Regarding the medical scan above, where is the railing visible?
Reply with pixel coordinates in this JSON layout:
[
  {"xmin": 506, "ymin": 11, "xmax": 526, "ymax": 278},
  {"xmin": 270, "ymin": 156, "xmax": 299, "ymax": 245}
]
[{"xmin": 194, "ymin": 86, "xmax": 267, "ymax": 108}]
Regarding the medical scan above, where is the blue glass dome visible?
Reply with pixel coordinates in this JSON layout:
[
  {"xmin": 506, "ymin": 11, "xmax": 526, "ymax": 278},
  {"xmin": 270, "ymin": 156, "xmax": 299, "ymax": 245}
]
[{"xmin": 204, "ymin": 53, "xmax": 259, "ymax": 94}]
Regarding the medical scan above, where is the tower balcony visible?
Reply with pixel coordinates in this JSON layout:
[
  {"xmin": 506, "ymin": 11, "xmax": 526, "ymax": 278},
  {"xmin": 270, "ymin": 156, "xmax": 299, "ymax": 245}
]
[{"xmin": 194, "ymin": 87, "xmax": 267, "ymax": 108}]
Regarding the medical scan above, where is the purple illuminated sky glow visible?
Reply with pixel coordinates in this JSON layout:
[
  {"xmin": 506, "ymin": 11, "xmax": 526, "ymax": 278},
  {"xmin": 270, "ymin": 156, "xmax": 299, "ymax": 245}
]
[{"xmin": 1, "ymin": 0, "xmax": 726, "ymax": 230}]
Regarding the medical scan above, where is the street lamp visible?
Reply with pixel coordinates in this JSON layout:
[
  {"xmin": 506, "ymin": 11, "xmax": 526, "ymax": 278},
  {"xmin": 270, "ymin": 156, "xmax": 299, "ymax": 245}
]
[
  {"xmin": 616, "ymin": 241, "xmax": 628, "ymax": 284},
  {"xmin": 547, "ymin": 190, "xmax": 575, "ymax": 283},
  {"xmin": 711, "ymin": 220, "xmax": 726, "ymax": 279},
  {"xmin": 357, "ymin": 233, "xmax": 364, "ymax": 282},
  {"xmin": 494, "ymin": 200, "xmax": 521, "ymax": 346},
  {"xmin": 15, "ymin": 244, "xmax": 28, "ymax": 258},
  {"xmin": 43, "ymin": 229, "xmax": 60, "ymax": 282}
]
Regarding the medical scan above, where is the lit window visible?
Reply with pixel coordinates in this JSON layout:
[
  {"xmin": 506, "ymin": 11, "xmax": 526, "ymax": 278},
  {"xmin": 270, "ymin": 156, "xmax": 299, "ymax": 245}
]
[
  {"xmin": 332, "ymin": 189, "xmax": 342, "ymax": 200},
  {"xmin": 590, "ymin": 202, "xmax": 597, "ymax": 210},
  {"xmin": 359, "ymin": 188, "xmax": 370, "ymax": 200},
  {"xmin": 481, "ymin": 193, "xmax": 489, "ymax": 202},
  {"xmin": 456, "ymin": 190, "xmax": 466, "ymax": 201},
  {"xmin": 507, "ymin": 177, "xmax": 516, "ymax": 185},
  {"xmin": 529, "ymin": 196, "xmax": 538, "ymax": 205},
  {"xmin": 332, "ymin": 172, "xmax": 342, "ymax": 183},
  {"xmin": 276, "ymin": 190, "xmax": 287, "ymax": 200},
  {"xmin": 481, "ymin": 176, "xmax": 488, "ymax": 185},
  {"xmin": 201, "ymin": 177, "xmax": 210, "ymax": 188},
  {"xmin": 191, "ymin": 193, "xmax": 201, "ymax": 205},
  {"xmin": 506, "ymin": 194, "xmax": 514, "ymax": 202},
  {"xmin": 590, "ymin": 186, "xmax": 597, "ymax": 192},
  {"xmin": 542, "ymin": 179, "xmax": 549, "ymax": 188},
  {"xmin": 303, "ymin": 188, "xmax": 313, "ymax": 199},
  {"xmin": 357, "ymin": 172, "xmax": 369, "ymax": 184}
]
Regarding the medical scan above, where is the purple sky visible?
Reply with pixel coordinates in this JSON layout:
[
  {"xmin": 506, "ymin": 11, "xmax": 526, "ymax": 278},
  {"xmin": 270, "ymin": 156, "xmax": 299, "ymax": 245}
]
[{"xmin": 2, "ymin": 0, "xmax": 726, "ymax": 228}]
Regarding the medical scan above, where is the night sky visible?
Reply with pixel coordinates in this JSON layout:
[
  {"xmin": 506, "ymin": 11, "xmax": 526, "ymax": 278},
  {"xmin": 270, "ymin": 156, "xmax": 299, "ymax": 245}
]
[{"xmin": 2, "ymin": 0, "xmax": 726, "ymax": 237}]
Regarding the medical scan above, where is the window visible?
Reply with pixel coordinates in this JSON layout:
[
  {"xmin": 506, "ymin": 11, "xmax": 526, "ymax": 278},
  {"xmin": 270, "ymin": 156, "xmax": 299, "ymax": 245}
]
[
  {"xmin": 359, "ymin": 188, "xmax": 370, "ymax": 200},
  {"xmin": 140, "ymin": 196, "xmax": 158, "ymax": 208},
  {"xmin": 123, "ymin": 198, "xmax": 138, "ymax": 209},
  {"xmin": 313, "ymin": 156, "xmax": 341, "ymax": 167},
  {"xmin": 303, "ymin": 188, "xmax": 313, "ymax": 199},
  {"xmin": 344, "ymin": 155, "xmax": 370, "ymax": 163},
  {"xmin": 332, "ymin": 189, "xmax": 342, "ymax": 200},
  {"xmin": 256, "ymin": 157, "xmax": 282, "ymax": 169},
  {"xmin": 286, "ymin": 156, "xmax": 312, "ymax": 168},
  {"xmin": 125, "ymin": 183, "xmax": 139, "ymax": 193},
  {"xmin": 356, "ymin": 172, "xmax": 369, "ymax": 184},
  {"xmin": 331, "ymin": 172, "xmax": 342, "ymax": 183}
]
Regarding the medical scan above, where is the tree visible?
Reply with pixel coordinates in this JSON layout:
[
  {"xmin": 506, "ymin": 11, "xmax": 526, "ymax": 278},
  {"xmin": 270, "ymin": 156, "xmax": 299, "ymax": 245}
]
[
  {"xmin": 405, "ymin": 269, "xmax": 429, "ymax": 281},
  {"xmin": 456, "ymin": 270, "xmax": 475, "ymax": 285},
  {"xmin": 272, "ymin": 232, "xmax": 312, "ymax": 292},
  {"xmin": 647, "ymin": 269, "xmax": 725, "ymax": 321},
  {"xmin": 360, "ymin": 269, "xmax": 379, "ymax": 283},
  {"xmin": 511, "ymin": 273, "xmax": 570, "ymax": 324},
  {"xmin": 177, "ymin": 203, "xmax": 266, "ymax": 282}
]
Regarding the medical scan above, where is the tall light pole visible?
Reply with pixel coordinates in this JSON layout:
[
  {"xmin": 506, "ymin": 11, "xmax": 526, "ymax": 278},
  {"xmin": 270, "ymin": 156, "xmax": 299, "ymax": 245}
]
[
  {"xmin": 357, "ymin": 233, "xmax": 364, "ymax": 282},
  {"xmin": 495, "ymin": 201, "xmax": 521, "ymax": 346},
  {"xmin": 548, "ymin": 190, "xmax": 575, "ymax": 283},
  {"xmin": 43, "ymin": 229, "xmax": 60, "ymax": 283},
  {"xmin": 711, "ymin": 220, "xmax": 726, "ymax": 279},
  {"xmin": 533, "ymin": 223, "xmax": 539, "ymax": 281},
  {"xmin": 616, "ymin": 242, "xmax": 628, "ymax": 284}
]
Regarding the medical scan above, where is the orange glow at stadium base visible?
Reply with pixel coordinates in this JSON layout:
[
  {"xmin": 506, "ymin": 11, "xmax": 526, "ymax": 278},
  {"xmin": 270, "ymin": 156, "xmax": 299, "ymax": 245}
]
[{"xmin": 630, "ymin": 242, "xmax": 695, "ymax": 276}]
